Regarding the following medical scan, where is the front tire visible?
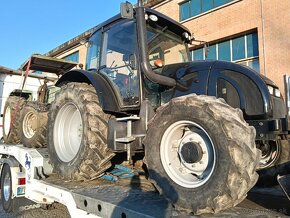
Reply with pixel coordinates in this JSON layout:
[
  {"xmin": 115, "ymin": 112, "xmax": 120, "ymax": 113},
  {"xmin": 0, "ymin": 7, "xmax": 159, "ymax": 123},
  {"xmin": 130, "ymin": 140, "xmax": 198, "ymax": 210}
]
[
  {"xmin": 47, "ymin": 83, "xmax": 115, "ymax": 181},
  {"xmin": 3, "ymin": 96, "xmax": 26, "ymax": 144},
  {"xmin": 144, "ymin": 94, "xmax": 260, "ymax": 214}
]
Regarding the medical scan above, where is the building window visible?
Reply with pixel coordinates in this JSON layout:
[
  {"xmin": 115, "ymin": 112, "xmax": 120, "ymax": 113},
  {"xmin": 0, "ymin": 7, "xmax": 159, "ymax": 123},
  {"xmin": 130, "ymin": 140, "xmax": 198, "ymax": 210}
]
[
  {"xmin": 192, "ymin": 32, "xmax": 259, "ymax": 72},
  {"xmin": 63, "ymin": 51, "xmax": 79, "ymax": 63},
  {"xmin": 180, "ymin": 0, "xmax": 234, "ymax": 21}
]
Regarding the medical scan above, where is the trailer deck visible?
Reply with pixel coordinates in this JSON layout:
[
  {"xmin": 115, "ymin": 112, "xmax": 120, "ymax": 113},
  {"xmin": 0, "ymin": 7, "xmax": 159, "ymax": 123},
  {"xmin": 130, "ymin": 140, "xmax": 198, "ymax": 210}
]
[{"xmin": 0, "ymin": 144, "xmax": 289, "ymax": 218}]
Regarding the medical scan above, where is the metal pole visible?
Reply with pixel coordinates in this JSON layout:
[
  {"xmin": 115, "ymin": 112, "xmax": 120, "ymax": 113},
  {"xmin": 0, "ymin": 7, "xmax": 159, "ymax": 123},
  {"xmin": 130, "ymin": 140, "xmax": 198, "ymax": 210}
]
[{"xmin": 138, "ymin": 0, "xmax": 143, "ymax": 7}]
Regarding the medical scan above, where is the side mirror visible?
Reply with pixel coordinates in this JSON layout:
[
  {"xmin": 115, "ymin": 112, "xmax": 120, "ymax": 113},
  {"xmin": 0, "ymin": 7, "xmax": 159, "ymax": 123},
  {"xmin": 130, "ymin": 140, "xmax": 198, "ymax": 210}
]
[{"xmin": 120, "ymin": 2, "xmax": 134, "ymax": 19}]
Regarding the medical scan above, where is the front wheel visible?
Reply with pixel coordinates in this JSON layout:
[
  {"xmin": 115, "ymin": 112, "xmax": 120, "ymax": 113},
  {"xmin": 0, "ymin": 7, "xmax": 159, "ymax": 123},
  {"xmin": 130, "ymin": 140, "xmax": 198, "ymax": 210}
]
[
  {"xmin": 144, "ymin": 94, "xmax": 260, "ymax": 214},
  {"xmin": 47, "ymin": 82, "xmax": 115, "ymax": 181}
]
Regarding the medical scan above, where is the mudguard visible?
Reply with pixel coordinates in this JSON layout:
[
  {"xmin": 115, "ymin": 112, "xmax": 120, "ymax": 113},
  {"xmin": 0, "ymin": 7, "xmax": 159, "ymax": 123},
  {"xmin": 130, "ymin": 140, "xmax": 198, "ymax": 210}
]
[{"xmin": 55, "ymin": 69, "xmax": 120, "ymax": 112}]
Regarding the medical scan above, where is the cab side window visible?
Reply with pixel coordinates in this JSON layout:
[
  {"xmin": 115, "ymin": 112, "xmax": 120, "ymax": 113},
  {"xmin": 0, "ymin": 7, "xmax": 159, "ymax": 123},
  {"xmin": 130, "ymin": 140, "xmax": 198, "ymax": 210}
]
[{"xmin": 86, "ymin": 30, "xmax": 102, "ymax": 70}]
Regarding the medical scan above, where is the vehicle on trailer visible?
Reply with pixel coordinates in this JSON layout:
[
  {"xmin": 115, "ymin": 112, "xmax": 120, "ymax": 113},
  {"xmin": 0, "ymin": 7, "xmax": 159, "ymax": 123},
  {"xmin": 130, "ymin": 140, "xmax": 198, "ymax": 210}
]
[
  {"xmin": 2, "ymin": 55, "xmax": 77, "ymax": 146},
  {"xmin": 2, "ymin": 0, "xmax": 290, "ymax": 215},
  {"xmin": 0, "ymin": 65, "xmax": 53, "ymax": 140}
]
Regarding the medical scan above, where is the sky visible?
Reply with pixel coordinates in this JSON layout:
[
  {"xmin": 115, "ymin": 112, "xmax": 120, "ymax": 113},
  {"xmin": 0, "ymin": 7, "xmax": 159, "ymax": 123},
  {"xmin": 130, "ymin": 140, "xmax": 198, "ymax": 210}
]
[{"xmin": 0, "ymin": 0, "xmax": 137, "ymax": 69}]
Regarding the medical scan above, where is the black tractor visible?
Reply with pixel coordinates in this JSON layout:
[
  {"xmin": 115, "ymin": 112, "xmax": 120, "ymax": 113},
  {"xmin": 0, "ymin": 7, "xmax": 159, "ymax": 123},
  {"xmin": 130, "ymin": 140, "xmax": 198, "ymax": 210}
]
[{"xmin": 3, "ymin": 1, "xmax": 289, "ymax": 215}]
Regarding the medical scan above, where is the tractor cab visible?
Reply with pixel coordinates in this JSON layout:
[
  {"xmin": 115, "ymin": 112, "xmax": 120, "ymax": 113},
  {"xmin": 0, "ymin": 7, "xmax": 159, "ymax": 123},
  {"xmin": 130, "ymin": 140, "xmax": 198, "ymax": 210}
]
[{"xmin": 84, "ymin": 6, "xmax": 192, "ymax": 110}]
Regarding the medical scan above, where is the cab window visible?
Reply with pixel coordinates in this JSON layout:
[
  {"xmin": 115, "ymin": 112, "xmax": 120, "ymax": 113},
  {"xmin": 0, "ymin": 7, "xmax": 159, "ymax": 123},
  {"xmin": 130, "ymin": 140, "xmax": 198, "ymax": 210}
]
[
  {"xmin": 101, "ymin": 20, "xmax": 139, "ymax": 106},
  {"xmin": 86, "ymin": 30, "xmax": 101, "ymax": 70}
]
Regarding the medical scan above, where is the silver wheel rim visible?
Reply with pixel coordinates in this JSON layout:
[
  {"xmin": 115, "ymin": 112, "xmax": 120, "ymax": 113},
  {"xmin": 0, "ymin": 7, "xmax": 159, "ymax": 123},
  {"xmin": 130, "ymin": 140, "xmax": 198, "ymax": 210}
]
[
  {"xmin": 259, "ymin": 142, "xmax": 280, "ymax": 169},
  {"xmin": 160, "ymin": 120, "xmax": 216, "ymax": 188},
  {"xmin": 3, "ymin": 172, "xmax": 11, "ymax": 201},
  {"xmin": 53, "ymin": 102, "xmax": 83, "ymax": 162},
  {"xmin": 23, "ymin": 111, "xmax": 37, "ymax": 139},
  {"xmin": 4, "ymin": 106, "xmax": 11, "ymax": 136}
]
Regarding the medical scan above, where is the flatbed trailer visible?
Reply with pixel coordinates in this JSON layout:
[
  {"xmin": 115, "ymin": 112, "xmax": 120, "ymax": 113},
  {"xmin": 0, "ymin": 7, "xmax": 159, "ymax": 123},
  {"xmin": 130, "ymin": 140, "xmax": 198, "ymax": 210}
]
[
  {"xmin": 0, "ymin": 144, "xmax": 289, "ymax": 218},
  {"xmin": 0, "ymin": 144, "xmax": 180, "ymax": 218}
]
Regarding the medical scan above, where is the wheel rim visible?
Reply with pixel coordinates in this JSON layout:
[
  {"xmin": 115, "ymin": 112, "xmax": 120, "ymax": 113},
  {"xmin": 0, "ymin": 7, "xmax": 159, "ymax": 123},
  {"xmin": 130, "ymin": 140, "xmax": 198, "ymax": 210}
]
[
  {"xmin": 53, "ymin": 102, "xmax": 83, "ymax": 162},
  {"xmin": 4, "ymin": 106, "xmax": 11, "ymax": 136},
  {"xmin": 3, "ymin": 172, "xmax": 11, "ymax": 202},
  {"xmin": 160, "ymin": 120, "xmax": 216, "ymax": 188},
  {"xmin": 258, "ymin": 141, "xmax": 280, "ymax": 169},
  {"xmin": 23, "ymin": 111, "xmax": 37, "ymax": 139}
]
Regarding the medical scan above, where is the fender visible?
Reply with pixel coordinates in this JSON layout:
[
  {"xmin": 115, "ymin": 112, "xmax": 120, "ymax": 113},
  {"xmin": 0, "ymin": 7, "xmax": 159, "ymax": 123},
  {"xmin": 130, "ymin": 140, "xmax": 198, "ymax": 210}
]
[
  {"xmin": 55, "ymin": 69, "xmax": 120, "ymax": 112},
  {"xmin": 0, "ymin": 157, "xmax": 19, "ymax": 168}
]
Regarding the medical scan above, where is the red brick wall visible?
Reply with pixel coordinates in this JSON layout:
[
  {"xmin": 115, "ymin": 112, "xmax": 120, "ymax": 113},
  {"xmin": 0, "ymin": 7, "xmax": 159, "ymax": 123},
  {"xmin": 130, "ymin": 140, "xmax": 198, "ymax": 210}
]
[{"xmin": 150, "ymin": 0, "xmax": 290, "ymax": 97}]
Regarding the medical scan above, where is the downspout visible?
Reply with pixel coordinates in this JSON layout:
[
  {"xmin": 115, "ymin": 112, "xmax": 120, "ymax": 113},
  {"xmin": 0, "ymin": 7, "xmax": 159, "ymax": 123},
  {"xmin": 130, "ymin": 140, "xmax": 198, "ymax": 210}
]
[{"xmin": 260, "ymin": 0, "xmax": 266, "ymax": 76}]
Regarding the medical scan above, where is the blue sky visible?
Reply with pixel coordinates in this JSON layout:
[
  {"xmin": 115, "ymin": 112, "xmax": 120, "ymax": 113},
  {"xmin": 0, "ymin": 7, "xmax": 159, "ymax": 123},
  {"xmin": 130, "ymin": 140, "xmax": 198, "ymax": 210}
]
[{"xmin": 0, "ymin": 0, "xmax": 137, "ymax": 69}]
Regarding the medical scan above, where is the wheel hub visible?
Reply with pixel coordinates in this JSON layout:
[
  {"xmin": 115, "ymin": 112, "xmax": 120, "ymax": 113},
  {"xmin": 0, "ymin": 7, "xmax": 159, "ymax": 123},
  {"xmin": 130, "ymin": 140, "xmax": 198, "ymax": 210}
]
[
  {"xmin": 180, "ymin": 142, "xmax": 203, "ymax": 164},
  {"xmin": 53, "ymin": 102, "xmax": 83, "ymax": 163},
  {"xmin": 23, "ymin": 111, "xmax": 37, "ymax": 139},
  {"xmin": 4, "ymin": 106, "xmax": 11, "ymax": 136},
  {"xmin": 160, "ymin": 120, "xmax": 216, "ymax": 188},
  {"xmin": 258, "ymin": 141, "xmax": 280, "ymax": 169}
]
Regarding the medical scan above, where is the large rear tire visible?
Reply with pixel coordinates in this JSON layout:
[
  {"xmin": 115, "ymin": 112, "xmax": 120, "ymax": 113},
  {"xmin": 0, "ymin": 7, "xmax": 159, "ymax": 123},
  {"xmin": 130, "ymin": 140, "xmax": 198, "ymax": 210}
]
[
  {"xmin": 144, "ymin": 94, "xmax": 260, "ymax": 214},
  {"xmin": 3, "ymin": 96, "xmax": 26, "ymax": 144},
  {"xmin": 20, "ymin": 102, "xmax": 48, "ymax": 148},
  {"xmin": 47, "ymin": 82, "xmax": 115, "ymax": 181}
]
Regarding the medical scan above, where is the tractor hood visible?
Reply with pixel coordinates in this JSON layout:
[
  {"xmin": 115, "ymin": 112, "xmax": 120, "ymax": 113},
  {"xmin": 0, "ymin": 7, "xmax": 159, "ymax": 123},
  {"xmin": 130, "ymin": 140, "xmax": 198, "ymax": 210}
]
[
  {"xmin": 260, "ymin": 74, "xmax": 278, "ymax": 88},
  {"xmin": 155, "ymin": 61, "xmax": 214, "ymax": 81}
]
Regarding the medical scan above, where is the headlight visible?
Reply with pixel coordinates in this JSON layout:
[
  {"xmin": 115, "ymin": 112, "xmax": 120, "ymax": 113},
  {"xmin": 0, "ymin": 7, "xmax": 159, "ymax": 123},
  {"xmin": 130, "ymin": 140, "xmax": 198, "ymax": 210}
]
[
  {"xmin": 274, "ymin": 88, "xmax": 281, "ymax": 97},
  {"xmin": 267, "ymin": 85, "xmax": 274, "ymax": 95}
]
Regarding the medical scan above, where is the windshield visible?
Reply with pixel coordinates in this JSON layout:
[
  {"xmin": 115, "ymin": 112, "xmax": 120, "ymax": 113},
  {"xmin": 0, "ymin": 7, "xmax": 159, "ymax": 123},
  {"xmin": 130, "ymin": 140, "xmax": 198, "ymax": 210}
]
[{"xmin": 147, "ymin": 22, "xmax": 190, "ymax": 71}]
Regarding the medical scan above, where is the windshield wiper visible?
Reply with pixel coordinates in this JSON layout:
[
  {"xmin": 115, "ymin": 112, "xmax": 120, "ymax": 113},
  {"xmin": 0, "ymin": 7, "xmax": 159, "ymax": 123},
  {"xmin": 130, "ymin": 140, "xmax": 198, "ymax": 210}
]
[{"xmin": 148, "ymin": 26, "xmax": 168, "ymax": 44}]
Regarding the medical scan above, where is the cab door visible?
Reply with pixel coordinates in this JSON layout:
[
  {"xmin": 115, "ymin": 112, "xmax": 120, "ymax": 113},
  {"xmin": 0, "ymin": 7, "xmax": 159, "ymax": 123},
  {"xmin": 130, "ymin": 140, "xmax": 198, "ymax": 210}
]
[{"xmin": 100, "ymin": 19, "xmax": 140, "ymax": 108}]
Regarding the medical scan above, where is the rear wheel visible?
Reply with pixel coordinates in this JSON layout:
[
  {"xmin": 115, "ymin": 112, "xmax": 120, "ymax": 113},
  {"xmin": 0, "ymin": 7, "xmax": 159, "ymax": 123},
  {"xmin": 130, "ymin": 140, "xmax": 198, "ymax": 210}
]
[
  {"xmin": 47, "ymin": 82, "xmax": 115, "ymax": 181},
  {"xmin": 3, "ymin": 96, "xmax": 26, "ymax": 144},
  {"xmin": 144, "ymin": 94, "xmax": 260, "ymax": 214},
  {"xmin": 21, "ymin": 102, "xmax": 48, "ymax": 148},
  {"xmin": 1, "ymin": 164, "xmax": 16, "ymax": 212}
]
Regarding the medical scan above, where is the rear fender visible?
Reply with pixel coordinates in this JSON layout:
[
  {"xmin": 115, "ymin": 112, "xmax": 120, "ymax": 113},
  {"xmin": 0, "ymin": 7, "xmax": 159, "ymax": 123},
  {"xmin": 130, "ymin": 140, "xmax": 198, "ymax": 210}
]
[{"xmin": 55, "ymin": 70, "xmax": 120, "ymax": 112}]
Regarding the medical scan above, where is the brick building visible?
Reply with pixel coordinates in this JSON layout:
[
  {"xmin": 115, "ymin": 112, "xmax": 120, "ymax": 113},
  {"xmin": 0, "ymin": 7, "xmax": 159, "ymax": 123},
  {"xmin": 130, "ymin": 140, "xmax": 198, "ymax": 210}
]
[
  {"xmin": 45, "ymin": 0, "xmax": 290, "ymax": 106},
  {"xmin": 145, "ymin": 0, "xmax": 290, "ymax": 104}
]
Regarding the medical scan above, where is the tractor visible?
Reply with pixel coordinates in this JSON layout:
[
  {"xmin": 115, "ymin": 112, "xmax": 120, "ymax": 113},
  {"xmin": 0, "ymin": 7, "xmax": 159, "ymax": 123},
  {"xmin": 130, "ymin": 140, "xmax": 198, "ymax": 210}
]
[{"xmin": 3, "ymin": 1, "xmax": 290, "ymax": 214}]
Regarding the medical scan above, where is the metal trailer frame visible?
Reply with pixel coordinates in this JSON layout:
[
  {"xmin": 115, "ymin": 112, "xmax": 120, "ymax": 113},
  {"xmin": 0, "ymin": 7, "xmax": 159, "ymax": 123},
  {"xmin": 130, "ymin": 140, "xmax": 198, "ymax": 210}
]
[
  {"xmin": 0, "ymin": 144, "xmax": 289, "ymax": 218},
  {"xmin": 0, "ymin": 144, "xmax": 175, "ymax": 218},
  {"xmin": 0, "ymin": 144, "xmax": 98, "ymax": 218}
]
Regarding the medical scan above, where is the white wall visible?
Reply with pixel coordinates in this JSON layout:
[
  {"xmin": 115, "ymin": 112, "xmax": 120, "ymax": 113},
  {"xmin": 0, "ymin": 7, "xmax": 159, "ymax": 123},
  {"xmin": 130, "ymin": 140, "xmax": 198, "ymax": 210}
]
[{"xmin": 0, "ymin": 74, "xmax": 43, "ymax": 139}]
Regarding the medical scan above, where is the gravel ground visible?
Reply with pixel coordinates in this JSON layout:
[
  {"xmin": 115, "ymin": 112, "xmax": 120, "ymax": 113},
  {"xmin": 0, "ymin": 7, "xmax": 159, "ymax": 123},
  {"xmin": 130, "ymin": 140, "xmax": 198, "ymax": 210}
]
[{"xmin": 0, "ymin": 193, "xmax": 70, "ymax": 218}]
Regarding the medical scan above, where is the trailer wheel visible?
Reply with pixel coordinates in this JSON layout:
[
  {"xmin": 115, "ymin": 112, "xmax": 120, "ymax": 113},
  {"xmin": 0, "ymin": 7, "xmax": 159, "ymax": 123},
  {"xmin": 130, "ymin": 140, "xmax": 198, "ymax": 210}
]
[
  {"xmin": 3, "ymin": 96, "xmax": 26, "ymax": 144},
  {"xmin": 47, "ymin": 82, "xmax": 115, "ymax": 181},
  {"xmin": 144, "ymin": 94, "xmax": 260, "ymax": 214},
  {"xmin": 1, "ymin": 164, "xmax": 15, "ymax": 212},
  {"xmin": 257, "ymin": 139, "xmax": 290, "ymax": 187},
  {"xmin": 21, "ymin": 102, "xmax": 48, "ymax": 148}
]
